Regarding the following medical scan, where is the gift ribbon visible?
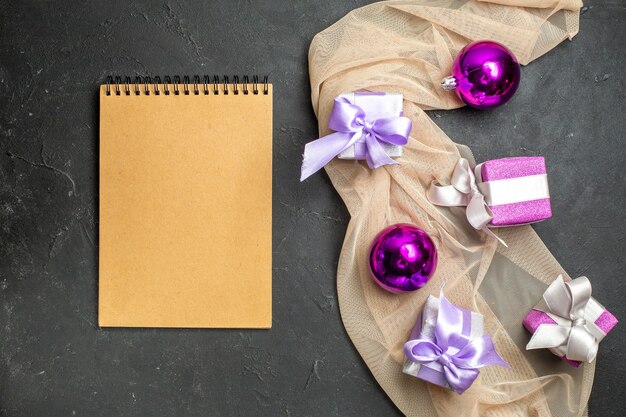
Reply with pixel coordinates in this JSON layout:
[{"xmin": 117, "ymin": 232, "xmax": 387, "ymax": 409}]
[
  {"xmin": 300, "ymin": 97, "xmax": 412, "ymax": 181},
  {"xmin": 404, "ymin": 293, "xmax": 509, "ymax": 394},
  {"xmin": 477, "ymin": 173, "xmax": 549, "ymax": 206},
  {"xmin": 427, "ymin": 158, "xmax": 507, "ymax": 246},
  {"xmin": 526, "ymin": 275, "xmax": 604, "ymax": 363}
]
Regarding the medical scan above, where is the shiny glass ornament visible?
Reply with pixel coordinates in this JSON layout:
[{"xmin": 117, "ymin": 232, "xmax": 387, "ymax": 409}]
[
  {"xmin": 368, "ymin": 224, "xmax": 437, "ymax": 293},
  {"xmin": 441, "ymin": 40, "xmax": 521, "ymax": 110}
]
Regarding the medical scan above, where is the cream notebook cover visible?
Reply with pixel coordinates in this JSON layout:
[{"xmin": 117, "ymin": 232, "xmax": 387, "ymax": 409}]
[{"xmin": 99, "ymin": 76, "xmax": 272, "ymax": 328}]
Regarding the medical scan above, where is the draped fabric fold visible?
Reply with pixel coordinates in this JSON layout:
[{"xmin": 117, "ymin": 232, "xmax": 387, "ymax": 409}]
[{"xmin": 308, "ymin": 1, "xmax": 589, "ymax": 416}]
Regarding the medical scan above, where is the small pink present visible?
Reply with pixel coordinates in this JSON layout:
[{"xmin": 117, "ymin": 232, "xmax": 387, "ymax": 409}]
[
  {"xmin": 474, "ymin": 156, "xmax": 551, "ymax": 227},
  {"xmin": 427, "ymin": 156, "xmax": 552, "ymax": 246},
  {"xmin": 524, "ymin": 275, "xmax": 618, "ymax": 367}
]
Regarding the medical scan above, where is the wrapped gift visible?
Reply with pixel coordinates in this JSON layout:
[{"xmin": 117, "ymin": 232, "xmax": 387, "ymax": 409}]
[
  {"xmin": 475, "ymin": 156, "xmax": 551, "ymax": 227},
  {"xmin": 300, "ymin": 92, "xmax": 411, "ymax": 181},
  {"xmin": 336, "ymin": 92, "xmax": 404, "ymax": 160},
  {"xmin": 403, "ymin": 292, "xmax": 508, "ymax": 394},
  {"xmin": 427, "ymin": 157, "xmax": 552, "ymax": 245},
  {"xmin": 524, "ymin": 275, "xmax": 618, "ymax": 367}
]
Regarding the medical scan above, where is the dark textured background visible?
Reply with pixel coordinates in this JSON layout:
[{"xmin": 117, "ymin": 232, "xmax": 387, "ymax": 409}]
[{"xmin": 0, "ymin": 1, "xmax": 624, "ymax": 416}]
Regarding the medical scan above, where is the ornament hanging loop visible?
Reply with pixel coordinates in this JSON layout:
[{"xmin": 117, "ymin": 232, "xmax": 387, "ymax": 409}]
[{"xmin": 440, "ymin": 76, "xmax": 458, "ymax": 91}]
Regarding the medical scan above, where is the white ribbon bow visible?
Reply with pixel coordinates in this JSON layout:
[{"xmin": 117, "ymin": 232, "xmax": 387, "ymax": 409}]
[
  {"xmin": 427, "ymin": 158, "xmax": 507, "ymax": 246},
  {"xmin": 526, "ymin": 275, "xmax": 601, "ymax": 363}
]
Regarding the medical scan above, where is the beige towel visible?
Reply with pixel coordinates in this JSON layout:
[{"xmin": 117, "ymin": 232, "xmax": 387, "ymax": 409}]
[{"xmin": 308, "ymin": 1, "xmax": 590, "ymax": 416}]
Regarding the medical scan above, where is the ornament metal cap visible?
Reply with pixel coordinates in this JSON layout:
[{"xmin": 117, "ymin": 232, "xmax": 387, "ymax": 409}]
[{"xmin": 440, "ymin": 76, "xmax": 458, "ymax": 91}]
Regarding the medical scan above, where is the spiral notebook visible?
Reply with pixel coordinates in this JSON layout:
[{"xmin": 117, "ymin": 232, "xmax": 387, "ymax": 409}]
[{"xmin": 99, "ymin": 75, "xmax": 272, "ymax": 328}]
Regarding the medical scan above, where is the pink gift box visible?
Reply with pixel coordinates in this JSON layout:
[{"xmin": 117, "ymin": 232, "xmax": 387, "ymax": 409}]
[
  {"xmin": 523, "ymin": 287, "xmax": 618, "ymax": 367},
  {"xmin": 474, "ymin": 157, "xmax": 552, "ymax": 227}
]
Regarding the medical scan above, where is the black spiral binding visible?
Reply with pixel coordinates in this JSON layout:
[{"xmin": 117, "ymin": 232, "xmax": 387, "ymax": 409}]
[{"xmin": 105, "ymin": 75, "xmax": 269, "ymax": 96}]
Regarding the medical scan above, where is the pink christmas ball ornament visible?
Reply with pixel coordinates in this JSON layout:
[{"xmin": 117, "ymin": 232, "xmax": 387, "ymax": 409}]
[
  {"xmin": 368, "ymin": 224, "xmax": 438, "ymax": 293},
  {"xmin": 441, "ymin": 40, "xmax": 521, "ymax": 110}
]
